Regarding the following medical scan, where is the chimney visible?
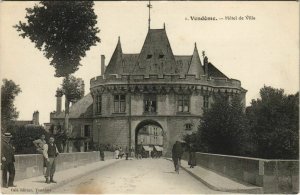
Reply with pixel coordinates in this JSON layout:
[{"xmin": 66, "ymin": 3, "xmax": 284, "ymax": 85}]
[
  {"xmin": 56, "ymin": 88, "xmax": 63, "ymax": 113},
  {"xmin": 101, "ymin": 55, "xmax": 105, "ymax": 75},
  {"xmin": 32, "ymin": 111, "xmax": 39, "ymax": 125}
]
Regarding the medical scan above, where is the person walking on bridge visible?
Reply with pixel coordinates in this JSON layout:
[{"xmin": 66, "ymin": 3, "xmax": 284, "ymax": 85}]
[
  {"xmin": 43, "ymin": 136, "xmax": 59, "ymax": 184},
  {"xmin": 172, "ymin": 141, "xmax": 184, "ymax": 174}
]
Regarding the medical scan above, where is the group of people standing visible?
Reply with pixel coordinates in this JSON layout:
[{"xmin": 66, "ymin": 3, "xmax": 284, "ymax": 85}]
[
  {"xmin": 114, "ymin": 146, "xmax": 135, "ymax": 160},
  {"xmin": 1, "ymin": 133, "xmax": 59, "ymax": 187}
]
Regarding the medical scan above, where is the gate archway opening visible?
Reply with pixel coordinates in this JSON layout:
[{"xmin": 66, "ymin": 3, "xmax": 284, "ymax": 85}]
[{"xmin": 135, "ymin": 120, "xmax": 164, "ymax": 158}]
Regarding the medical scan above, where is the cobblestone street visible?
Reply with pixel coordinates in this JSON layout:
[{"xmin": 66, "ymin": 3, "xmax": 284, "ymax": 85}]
[{"xmin": 52, "ymin": 158, "xmax": 223, "ymax": 194}]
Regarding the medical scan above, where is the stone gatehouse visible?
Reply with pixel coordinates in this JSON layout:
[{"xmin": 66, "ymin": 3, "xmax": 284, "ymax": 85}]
[{"xmin": 50, "ymin": 23, "xmax": 246, "ymax": 155}]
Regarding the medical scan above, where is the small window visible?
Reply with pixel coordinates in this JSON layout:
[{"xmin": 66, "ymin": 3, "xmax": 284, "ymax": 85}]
[
  {"xmin": 147, "ymin": 54, "xmax": 152, "ymax": 59},
  {"xmin": 159, "ymin": 54, "xmax": 164, "ymax": 59},
  {"xmin": 144, "ymin": 94, "xmax": 157, "ymax": 113},
  {"xmin": 178, "ymin": 95, "xmax": 190, "ymax": 112},
  {"xmin": 114, "ymin": 94, "xmax": 126, "ymax": 113},
  {"xmin": 96, "ymin": 95, "xmax": 101, "ymax": 114},
  {"xmin": 185, "ymin": 123, "xmax": 192, "ymax": 131},
  {"xmin": 203, "ymin": 95, "xmax": 209, "ymax": 110},
  {"xmin": 84, "ymin": 125, "xmax": 91, "ymax": 137}
]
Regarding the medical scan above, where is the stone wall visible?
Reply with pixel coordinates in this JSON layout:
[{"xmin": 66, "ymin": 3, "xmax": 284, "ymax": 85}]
[
  {"xmin": 182, "ymin": 152, "xmax": 299, "ymax": 193},
  {"xmin": 92, "ymin": 116, "xmax": 200, "ymax": 156},
  {"xmin": 13, "ymin": 151, "xmax": 115, "ymax": 181}
]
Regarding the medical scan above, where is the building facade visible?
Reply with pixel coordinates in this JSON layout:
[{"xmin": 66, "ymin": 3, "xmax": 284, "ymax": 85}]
[
  {"xmin": 49, "ymin": 17, "xmax": 246, "ymax": 155},
  {"xmin": 89, "ymin": 25, "xmax": 247, "ymax": 156}
]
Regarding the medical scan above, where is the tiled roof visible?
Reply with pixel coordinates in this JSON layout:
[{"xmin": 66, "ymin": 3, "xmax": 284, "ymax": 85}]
[
  {"xmin": 104, "ymin": 28, "xmax": 228, "ymax": 79},
  {"xmin": 104, "ymin": 38, "xmax": 123, "ymax": 75},
  {"xmin": 207, "ymin": 63, "xmax": 229, "ymax": 79},
  {"xmin": 174, "ymin": 55, "xmax": 192, "ymax": 74},
  {"xmin": 187, "ymin": 44, "xmax": 205, "ymax": 77},
  {"xmin": 133, "ymin": 29, "xmax": 176, "ymax": 74},
  {"xmin": 53, "ymin": 93, "xmax": 93, "ymax": 119}
]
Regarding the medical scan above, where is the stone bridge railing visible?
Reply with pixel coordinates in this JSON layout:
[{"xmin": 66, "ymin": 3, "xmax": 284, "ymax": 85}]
[
  {"xmin": 182, "ymin": 152, "xmax": 299, "ymax": 193},
  {"xmin": 13, "ymin": 151, "xmax": 114, "ymax": 181}
]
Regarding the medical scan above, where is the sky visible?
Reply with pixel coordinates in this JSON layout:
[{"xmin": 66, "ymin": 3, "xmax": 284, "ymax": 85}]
[{"xmin": 0, "ymin": 1, "xmax": 299, "ymax": 125}]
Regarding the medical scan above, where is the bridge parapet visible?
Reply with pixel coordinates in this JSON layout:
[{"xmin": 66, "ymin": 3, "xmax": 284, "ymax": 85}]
[
  {"xmin": 182, "ymin": 152, "xmax": 299, "ymax": 193},
  {"xmin": 14, "ymin": 151, "xmax": 114, "ymax": 181}
]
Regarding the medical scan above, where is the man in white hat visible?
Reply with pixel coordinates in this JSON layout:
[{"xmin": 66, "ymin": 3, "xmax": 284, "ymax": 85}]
[{"xmin": 1, "ymin": 132, "xmax": 16, "ymax": 188}]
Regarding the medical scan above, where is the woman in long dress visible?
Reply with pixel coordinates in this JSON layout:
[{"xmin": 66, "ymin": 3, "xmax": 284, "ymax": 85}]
[{"xmin": 188, "ymin": 143, "xmax": 196, "ymax": 168}]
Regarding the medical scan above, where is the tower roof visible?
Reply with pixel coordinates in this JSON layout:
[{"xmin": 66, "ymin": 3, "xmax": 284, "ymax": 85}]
[
  {"xmin": 187, "ymin": 43, "xmax": 205, "ymax": 77},
  {"xmin": 133, "ymin": 28, "xmax": 176, "ymax": 75},
  {"xmin": 104, "ymin": 37, "xmax": 123, "ymax": 75},
  {"xmin": 104, "ymin": 28, "xmax": 229, "ymax": 79}
]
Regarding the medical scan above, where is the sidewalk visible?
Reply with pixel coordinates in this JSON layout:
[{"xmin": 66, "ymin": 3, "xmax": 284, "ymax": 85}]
[
  {"xmin": 167, "ymin": 158, "xmax": 263, "ymax": 194},
  {"xmin": 1, "ymin": 158, "xmax": 123, "ymax": 194}
]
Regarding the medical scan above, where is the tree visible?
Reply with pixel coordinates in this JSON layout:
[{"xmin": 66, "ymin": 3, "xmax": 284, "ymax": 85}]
[
  {"xmin": 10, "ymin": 124, "xmax": 49, "ymax": 154},
  {"xmin": 246, "ymin": 86, "xmax": 299, "ymax": 159},
  {"xmin": 1, "ymin": 79, "xmax": 22, "ymax": 133},
  {"xmin": 197, "ymin": 94, "xmax": 248, "ymax": 156},
  {"xmin": 61, "ymin": 76, "xmax": 85, "ymax": 105},
  {"xmin": 15, "ymin": 1, "xmax": 100, "ymax": 77},
  {"xmin": 15, "ymin": 1, "xmax": 100, "ymax": 150},
  {"xmin": 60, "ymin": 75, "xmax": 84, "ymax": 151}
]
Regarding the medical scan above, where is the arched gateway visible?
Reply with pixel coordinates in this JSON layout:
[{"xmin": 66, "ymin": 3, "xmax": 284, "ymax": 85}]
[{"xmin": 135, "ymin": 120, "xmax": 165, "ymax": 158}]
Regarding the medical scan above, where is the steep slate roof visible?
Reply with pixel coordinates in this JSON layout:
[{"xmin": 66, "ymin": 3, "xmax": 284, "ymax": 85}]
[
  {"xmin": 187, "ymin": 43, "xmax": 205, "ymax": 77},
  {"xmin": 104, "ymin": 27, "xmax": 228, "ymax": 78},
  {"xmin": 104, "ymin": 38, "xmax": 123, "ymax": 75},
  {"xmin": 133, "ymin": 28, "xmax": 176, "ymax": 75},
  {"xmin": 53, "ymin": 93, "xmax": 93, "ymax": 119},
  {"xmin": 174, "ymin": 55, "xmax": 191, "ymax": 74},
  {"xmin": 207, "ymin": 62, "xmax": 229, "ymax": 79}
]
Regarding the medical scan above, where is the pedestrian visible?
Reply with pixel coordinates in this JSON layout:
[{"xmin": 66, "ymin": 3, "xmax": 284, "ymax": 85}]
[
  {"xmin": 188, "ymin": 143, "xmax": 196, "ymax": 168},
  {"xmin": 99, "ymin": 144, "xmax": 105, "ymax": 161},
  {"xmin": 43, "ymin": 136, "xmax": 59, "ymax": 184},
  {"xmin": 130, "ymin": 146, "xmax": 135, "ymax": 159},
  {"xmin": 1, "ymin": 132, "xmax": 16, "ymax": 188},
  {"xmin": 125, "ymin": 146, "xmax": 129, "ymax": 160},
  {"xmin": 119, "ymin": 147, "xmax": 124, "ymax": 159},
  {"xmin": 172, "ymin": 141, "xmax": 184, "ymax": 173},
  {"xmin": 115, "ymin": 148, "xmax": 120, "ymax": 159},
  {"xmin": 33, "ymin": 134, "xmax": 47, "ymax": 178}
]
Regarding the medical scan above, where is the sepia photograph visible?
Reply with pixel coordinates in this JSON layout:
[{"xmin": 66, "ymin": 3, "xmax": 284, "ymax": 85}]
[{"xmin": 0, "ymin": 1, "xmax": 299, "ymax": 194}]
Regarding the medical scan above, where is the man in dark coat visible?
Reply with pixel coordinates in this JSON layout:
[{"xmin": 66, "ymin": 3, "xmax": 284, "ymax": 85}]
[
  {"xmin": 99, "ymin": 144, "xmax": 105, "ymax": 161},
  {"xmin": 125, "ymin": 146, "xmax": 129, "ymax": 160},
  {"xmin": 1, "ymin": 132, "xmax": 16, "ymax": 188},
  {"xmin": 172, "ymin": 141, "xmax": 184, "ymax": 173}
]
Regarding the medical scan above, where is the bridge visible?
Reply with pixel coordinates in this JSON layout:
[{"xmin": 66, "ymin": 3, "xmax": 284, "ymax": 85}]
[{"xmin": 2, "ymin": 152, "xmax": 298, "ymax": 194}]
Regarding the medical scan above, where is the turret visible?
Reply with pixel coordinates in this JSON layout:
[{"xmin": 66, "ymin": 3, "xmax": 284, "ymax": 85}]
[{"xmin": 188, "ymin": 43, "xmax": 204, "ymax": 78}]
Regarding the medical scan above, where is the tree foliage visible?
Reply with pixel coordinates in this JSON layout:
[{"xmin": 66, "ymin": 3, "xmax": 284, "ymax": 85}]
[
  {"xmin": 246, "ymin": 86, "xmax": 299, "ymax": 159},
  {"xmin": 197, "ymin": 94, "xmax": 249, "ymax": 156},
  {"xmin": 10, "ymin": 124, "xmax": 49, "ymax": 154},
  {"xmin": 61, "ymin": 75, "xmax": 85, "ymax": 104},
  {"xmin": 15, "ymin": 1, "xmax": 100, "ymax": 77},
  {"xmin": 1, "ymin": 79, "xmax": 22, "ymax": 132}
]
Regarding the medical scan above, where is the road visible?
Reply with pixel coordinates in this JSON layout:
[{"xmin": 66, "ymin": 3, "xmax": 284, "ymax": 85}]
[{"xmin": 53, "ymin": 158, "xmax": 224, "ymax": 194}]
